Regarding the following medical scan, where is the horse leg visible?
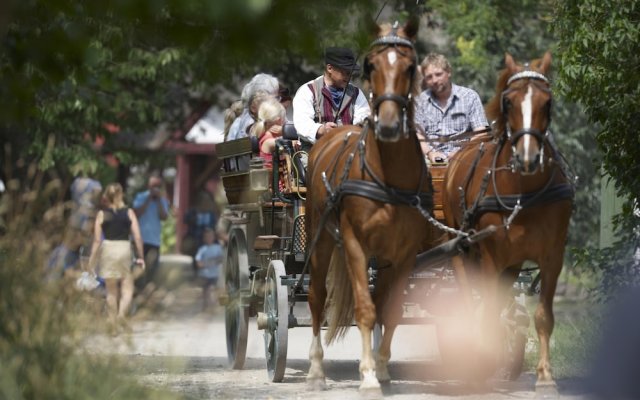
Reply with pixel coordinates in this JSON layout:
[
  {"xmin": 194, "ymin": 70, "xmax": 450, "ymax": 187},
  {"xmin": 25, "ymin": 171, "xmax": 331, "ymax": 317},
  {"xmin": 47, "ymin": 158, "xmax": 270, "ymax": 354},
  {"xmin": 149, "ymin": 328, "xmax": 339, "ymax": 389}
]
[
  {"xmin": 534, "ymin": 255, "xmax": 562, "ymax": 387},
  {"xmin": 342, "ymin": 225, "xmax": 380, "ymax": 392},
  {"xmin": 376, "ymin": 258, "xmax": 413, "ymax": 383},
  {"xmin": 306, "ymin": 235, "xmax": 332, "ymax": 389},
  {"xmin": 474, "ymin": 250, "xmax": 504, "ymax": 380},
  {"xmin": 451, "ymin": 254, "xmax": 475, "ymax": 321}
]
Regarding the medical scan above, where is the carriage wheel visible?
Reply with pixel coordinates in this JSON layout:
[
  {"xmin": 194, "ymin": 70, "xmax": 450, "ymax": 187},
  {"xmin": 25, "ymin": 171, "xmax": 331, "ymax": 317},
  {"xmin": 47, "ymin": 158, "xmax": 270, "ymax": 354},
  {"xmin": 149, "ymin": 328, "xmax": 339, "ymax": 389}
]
[
  {"xmin": 225, "ymin": 230, "xmax": 250, "ymax": 370},
  {"xmin": 504, "ymin": 294, "xmax": 529, "ymax": 380},
  {"xmin": 263, "ymin": 260, "xmax": 289, "ymax": 382}
]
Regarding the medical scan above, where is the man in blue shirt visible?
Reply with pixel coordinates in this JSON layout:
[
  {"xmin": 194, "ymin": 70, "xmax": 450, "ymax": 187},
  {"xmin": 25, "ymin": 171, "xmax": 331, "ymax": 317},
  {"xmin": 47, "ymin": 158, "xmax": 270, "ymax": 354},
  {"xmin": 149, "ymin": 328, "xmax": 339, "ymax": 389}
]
[
  {"xmin": 133, "ymin": 175, "xmax": 170, "ymax": 291},
  {"xmin": 415, "ymin": 53, "xmax": 489, "ymax": 163}
]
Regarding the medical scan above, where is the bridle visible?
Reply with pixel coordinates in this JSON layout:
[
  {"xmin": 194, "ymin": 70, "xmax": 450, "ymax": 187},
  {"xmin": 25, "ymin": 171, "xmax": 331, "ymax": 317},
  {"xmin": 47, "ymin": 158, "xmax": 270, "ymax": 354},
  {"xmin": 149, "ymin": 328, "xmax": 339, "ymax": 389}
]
[
  {"xmin": 364, "ymin": 25, "xmax": 417, "ymax": 139},
  {"xmin": 500, "ymin": 69, "xmax": 552, "ymax": 164}
]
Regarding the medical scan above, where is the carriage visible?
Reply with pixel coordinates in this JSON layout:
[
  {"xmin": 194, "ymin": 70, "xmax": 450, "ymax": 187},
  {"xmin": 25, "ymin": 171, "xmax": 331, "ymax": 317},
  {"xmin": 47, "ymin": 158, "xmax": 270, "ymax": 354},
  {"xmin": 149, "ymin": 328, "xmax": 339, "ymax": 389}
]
[
  {"xmin": 216, "ymin": 128, "xmax": 534, "ymax": 383},
  {"xmin": 217, "ymin": 18, "xmax": 571, "ymax": 393}
]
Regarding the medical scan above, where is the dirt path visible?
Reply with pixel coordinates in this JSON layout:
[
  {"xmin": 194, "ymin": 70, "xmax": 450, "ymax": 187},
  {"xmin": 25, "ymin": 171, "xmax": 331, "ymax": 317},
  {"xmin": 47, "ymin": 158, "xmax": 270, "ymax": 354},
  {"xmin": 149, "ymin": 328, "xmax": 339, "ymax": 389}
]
[{"xmin": 90, "ymin": 257, "xmax": 587, "ymax": 399}]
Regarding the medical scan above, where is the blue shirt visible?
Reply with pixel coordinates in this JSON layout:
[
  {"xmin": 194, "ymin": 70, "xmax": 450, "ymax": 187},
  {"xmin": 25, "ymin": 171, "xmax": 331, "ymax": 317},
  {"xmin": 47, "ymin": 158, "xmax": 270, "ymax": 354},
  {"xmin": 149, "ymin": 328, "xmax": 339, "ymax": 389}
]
[
  {"xmin": 415, "ymin": 83, "xmax": 488, "ymax": 155},
  {"xmin": 133, "ymin": 190, "xmax": 169, "ymax": 247},
  {"xmin": 195, "ymin": 243, "xmax": 224, "ymax": 279}
]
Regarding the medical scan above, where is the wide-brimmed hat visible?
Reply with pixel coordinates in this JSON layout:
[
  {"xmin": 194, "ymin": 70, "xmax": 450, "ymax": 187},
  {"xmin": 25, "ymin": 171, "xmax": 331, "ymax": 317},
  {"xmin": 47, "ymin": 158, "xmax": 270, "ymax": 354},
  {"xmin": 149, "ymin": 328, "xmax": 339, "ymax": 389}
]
[{"xmin": 324, "ymin": 47, "xmax": 360, "ymax": 72}]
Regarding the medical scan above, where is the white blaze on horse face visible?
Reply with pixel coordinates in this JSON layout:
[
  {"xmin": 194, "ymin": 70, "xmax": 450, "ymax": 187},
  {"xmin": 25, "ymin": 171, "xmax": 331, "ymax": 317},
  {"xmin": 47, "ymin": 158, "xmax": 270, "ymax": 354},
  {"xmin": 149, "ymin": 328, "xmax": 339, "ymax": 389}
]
[
  {"xmin": 521, "ymin": 85, "xmax": 534, "ymax": 160},
  {"xmin": 387, "ymin": 51, "xmax": 397, "ymax": 65}
]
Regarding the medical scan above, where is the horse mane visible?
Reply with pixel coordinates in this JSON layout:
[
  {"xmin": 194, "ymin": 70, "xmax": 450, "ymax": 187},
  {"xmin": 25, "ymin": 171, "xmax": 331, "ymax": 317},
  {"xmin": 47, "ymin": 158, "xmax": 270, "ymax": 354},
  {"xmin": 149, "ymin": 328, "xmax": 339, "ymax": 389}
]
[{"xmin": 485, "ymin": 68, "xmax": 510, "ymax": 137}]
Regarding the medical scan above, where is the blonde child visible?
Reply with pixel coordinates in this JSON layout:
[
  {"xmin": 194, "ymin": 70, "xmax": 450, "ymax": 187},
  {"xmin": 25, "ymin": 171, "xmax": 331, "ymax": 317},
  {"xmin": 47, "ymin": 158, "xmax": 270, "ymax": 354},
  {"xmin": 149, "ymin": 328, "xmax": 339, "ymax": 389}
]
[{"xmin": 251, "ymin": 97, "xmax": 286, "ymax": 169}]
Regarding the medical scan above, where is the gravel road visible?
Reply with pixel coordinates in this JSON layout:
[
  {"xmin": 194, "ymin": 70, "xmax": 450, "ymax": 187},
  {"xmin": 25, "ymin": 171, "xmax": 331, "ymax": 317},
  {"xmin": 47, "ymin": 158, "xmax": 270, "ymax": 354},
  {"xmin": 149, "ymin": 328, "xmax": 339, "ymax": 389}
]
[{"xmin": 89, "ymin": 256, "xmax": 587, "ymax": 400}]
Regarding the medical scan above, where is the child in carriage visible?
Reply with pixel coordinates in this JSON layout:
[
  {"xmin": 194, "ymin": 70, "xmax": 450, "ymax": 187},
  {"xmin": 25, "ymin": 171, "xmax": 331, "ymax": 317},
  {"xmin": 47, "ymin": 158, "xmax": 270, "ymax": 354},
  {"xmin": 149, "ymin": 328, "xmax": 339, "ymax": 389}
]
[{"xmin": 250, "ymin": 97, "xmax": 287, "ymax": 169}]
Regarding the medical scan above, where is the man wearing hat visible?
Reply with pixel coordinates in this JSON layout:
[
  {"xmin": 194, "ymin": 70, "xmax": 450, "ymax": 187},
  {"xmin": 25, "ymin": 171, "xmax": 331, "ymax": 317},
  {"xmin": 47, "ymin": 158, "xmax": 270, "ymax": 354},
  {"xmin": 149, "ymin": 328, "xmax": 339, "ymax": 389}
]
[{"xmin": 292, "ymin": 47, "xmax": 370, "ymax": 144}]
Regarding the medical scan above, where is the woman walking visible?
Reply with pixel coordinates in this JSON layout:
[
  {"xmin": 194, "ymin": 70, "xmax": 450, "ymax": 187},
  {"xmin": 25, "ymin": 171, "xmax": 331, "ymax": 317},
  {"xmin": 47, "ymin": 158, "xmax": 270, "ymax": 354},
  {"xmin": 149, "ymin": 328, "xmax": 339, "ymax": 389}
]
[{"xmin": 89, "ymin": 183, "xmax": 145, "ymax": 334}]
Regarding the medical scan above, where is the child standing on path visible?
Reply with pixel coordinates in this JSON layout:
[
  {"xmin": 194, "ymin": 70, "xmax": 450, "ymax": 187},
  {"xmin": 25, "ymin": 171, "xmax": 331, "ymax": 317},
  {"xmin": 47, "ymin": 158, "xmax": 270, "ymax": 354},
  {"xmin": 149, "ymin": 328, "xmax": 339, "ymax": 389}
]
[{"xmin": 195, "ymin": 228, "xmax": 223, "ymax": 311}]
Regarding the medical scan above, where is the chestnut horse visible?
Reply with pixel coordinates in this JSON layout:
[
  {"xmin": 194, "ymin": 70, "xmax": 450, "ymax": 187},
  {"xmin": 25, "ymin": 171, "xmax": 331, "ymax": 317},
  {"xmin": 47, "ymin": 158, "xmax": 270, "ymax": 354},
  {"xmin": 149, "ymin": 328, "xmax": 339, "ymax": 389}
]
[
  {"xmin": 442, "ymin": 52, "xmax": 574, "ymax": 388},
  {"xmin": 305, "ymin": 18, "xmax": 435, "ymax": 392}
]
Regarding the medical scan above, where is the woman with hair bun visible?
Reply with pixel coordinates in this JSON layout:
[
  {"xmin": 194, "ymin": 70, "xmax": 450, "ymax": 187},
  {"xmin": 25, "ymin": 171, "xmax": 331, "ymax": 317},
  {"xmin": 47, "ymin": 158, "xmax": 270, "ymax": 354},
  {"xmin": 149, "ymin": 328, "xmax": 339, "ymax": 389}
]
[{"xmin": 89, "ymin": 183, "xmax": 145, "ymax": 335}]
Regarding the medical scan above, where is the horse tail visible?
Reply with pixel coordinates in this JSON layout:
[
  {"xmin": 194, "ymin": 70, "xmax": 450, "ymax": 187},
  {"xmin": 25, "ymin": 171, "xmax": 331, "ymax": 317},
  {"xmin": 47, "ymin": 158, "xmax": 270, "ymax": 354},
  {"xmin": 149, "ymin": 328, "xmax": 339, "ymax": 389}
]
[{"xmin": 324, "ymin": 246, "xmax": 354, "ymax": 345}]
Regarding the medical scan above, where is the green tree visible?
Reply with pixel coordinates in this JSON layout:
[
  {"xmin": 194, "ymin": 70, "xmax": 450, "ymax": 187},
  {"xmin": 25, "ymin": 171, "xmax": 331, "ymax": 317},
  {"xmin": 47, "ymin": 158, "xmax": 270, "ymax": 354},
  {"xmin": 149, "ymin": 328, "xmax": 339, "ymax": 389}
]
[
  {"xmin": 553, "ymin": 0, "xmax": 640, "ymax": 296},
  {"xmin": 1, "ymin": 0, "xmax": 377, "ymax": 177}
]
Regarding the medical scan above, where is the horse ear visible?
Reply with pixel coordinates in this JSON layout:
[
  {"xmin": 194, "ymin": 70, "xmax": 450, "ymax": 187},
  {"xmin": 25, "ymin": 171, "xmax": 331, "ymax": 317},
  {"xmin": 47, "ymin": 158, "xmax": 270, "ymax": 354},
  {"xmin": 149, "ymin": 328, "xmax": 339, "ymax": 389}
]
[
  {"xmin": 539, "ymin": 51, "xmax": 552, "ymax": 74},
  {"xmin": 403, "ymin": 16, "xmax": 420, "ymax": 41},
  {"xmin": 365, "ymin": 18, "xmax": 381, "ymax": 37},
  {"xmin": 505, "ymin": 53, "xmax": 517, "ymax": 73}
]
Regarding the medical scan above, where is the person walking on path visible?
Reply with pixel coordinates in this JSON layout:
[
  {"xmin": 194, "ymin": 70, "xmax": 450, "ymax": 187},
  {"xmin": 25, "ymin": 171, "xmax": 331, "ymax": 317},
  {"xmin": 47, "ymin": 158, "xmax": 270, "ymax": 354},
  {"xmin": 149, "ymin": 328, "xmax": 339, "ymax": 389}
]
[
  {"xmin": 133, "ymin": 175, "xmax": 170, "ymax": 293},
  {"xmin": 194, "ymin": 228, "xmax": 224, "ymax": 311},
  {"xmin": 48, "ymin": 175, "xmax": 103, "ymax": 278},
  {"xmin": 88, "ymin": 183, "xmax": 145, "ymax": 334}
]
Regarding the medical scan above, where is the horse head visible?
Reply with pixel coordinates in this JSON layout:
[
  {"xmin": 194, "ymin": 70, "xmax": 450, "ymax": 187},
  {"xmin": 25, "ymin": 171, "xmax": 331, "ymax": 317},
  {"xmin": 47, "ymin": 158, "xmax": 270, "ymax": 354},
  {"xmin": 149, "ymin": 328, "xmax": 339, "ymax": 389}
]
[
  {"xmin": 364, "ymin": 18, "xmax": 419, "ymax": 142},
  {"xmin": 498, "ymin": 52, "xmax": 552, "ymax": 175}
]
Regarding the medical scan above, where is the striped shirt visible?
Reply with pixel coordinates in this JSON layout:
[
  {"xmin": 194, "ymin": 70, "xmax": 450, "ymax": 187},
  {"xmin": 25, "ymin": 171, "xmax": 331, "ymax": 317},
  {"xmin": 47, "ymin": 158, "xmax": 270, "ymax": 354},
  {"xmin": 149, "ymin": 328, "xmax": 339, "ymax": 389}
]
[{"xmin": 415, "ymin": 84, "xmax": 488, "ymax": 155}]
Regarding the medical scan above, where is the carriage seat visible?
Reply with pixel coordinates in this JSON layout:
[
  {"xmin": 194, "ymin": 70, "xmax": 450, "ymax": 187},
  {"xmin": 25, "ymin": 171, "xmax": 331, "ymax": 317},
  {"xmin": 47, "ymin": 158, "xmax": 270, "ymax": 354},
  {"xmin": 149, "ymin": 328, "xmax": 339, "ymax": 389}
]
[{"xmin": 217, "ymin": 137, "xmax": 264, "ymax": 204}]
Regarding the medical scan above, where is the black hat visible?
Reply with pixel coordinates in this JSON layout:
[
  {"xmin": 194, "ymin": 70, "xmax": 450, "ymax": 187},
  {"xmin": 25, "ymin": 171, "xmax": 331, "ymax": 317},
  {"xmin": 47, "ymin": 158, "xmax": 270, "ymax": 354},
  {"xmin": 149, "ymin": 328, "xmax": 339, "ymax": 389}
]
[{"xmin": 324, "ymin": 47, "xmax": 360, "ymax": 72}]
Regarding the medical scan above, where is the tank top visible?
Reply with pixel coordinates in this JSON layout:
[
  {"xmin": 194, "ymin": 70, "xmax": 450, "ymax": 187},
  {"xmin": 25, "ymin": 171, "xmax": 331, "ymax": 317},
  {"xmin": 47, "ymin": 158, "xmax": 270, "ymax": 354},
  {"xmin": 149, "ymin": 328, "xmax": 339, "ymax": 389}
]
[{"xmin": 102, "ymin": 208, "xmax": 131, "ymax": 241}]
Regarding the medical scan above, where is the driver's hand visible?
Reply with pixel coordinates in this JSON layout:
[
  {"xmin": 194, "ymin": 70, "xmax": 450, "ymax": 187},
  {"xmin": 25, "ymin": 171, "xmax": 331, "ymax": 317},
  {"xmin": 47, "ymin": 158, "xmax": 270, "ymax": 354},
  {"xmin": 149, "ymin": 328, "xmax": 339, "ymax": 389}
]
[
  {"xmin": 316, "ymin": 122, "xmax": 338, "ymax": 138},
  {"xmin": 429, "ymin": 151, "xmax": 447, "ymax": 163}
]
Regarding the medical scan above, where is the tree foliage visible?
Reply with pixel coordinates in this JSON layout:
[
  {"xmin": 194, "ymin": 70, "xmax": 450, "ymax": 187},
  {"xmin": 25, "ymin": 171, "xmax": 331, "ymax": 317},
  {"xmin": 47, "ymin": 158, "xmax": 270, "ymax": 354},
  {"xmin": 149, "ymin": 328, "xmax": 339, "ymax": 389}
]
[
  {"xmin": 553, "ymin": 0, "xmax": 640, "ymax": 295},
  {"xmin": 553, "ymin": 0, "xmax": 640, "ymax": 203},
  {"xmin": 0, "ymin": 0, "xmax": 376, "ymax": 175}
]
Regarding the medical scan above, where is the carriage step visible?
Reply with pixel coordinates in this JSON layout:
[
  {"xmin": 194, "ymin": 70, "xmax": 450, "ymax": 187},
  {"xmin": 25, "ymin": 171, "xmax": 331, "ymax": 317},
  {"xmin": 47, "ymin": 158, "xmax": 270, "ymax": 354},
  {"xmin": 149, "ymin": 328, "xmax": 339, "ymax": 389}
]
[{"xmin": 254, "ymin": 235, "xmax": 284, "ymax": 250}]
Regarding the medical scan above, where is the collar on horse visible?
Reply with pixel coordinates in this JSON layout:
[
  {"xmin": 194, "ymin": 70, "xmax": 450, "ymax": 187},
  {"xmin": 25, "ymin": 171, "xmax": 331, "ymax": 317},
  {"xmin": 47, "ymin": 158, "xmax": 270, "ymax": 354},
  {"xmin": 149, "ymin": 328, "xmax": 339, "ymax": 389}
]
[
  {"xmin": 320, "ymin": 119, "xmax": 433, "ymax": 210},
  {"xmin": 458, "ymin": 131, "xmax": 575, "ymax": 232}
]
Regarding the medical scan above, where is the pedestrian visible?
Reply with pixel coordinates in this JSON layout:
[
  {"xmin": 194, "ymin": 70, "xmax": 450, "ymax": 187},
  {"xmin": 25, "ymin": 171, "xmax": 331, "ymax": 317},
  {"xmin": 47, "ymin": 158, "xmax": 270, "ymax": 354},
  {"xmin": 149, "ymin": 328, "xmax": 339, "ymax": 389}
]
[
  {"xmin": 48, "ymin": 174, "xmax": 103, "ymax": 278},
  {"xmin": 415, "ymin": 53, "xmax": 489, "ymax": 163},
  {"xmin": 292, "ymin": 47, "xmax": 370, "ymax": 145},
  {"xmin": 182, "ymin": 189, "xmax": 218, "ymax": 275},
  {"xmin": 88, "ymin": 183, "xmax": 145, "ymax": 334},
  {"xmin": 132, "ymin": 175, "xmax": 170, "ymax": 294},
  {"xmin": 194, "ymin": 227, "xmax": 224, "ymax": 311}
]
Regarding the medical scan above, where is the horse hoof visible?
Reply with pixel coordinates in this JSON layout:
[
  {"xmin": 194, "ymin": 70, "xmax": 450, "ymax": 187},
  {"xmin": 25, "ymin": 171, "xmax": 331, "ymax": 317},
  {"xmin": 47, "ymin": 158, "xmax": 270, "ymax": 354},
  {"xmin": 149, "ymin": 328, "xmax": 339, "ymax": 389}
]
[
  {"xmin": 534, "ymin": 380, "xmax": 558, "ymax": 399},
  {"xmin": 376, "ymin": 371, "xmax": 391, "ymax": 384},
  {"xmin": 306, "ymin": 378, "xmax": 327, "ymax": 391},
  {"xmin": 358, "ymin": 386, "xmax": 383, "ymax": 400}
]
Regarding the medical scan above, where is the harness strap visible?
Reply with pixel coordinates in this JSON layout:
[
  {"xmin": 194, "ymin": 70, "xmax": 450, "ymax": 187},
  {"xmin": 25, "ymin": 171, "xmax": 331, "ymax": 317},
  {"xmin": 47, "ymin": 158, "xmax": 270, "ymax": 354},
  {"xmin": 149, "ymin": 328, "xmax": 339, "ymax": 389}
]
[
  {"xmin": 475, "ymin": 183, "xmax": 574, "ymax": 216},
  {"xmin": 340, "ymin": 180, "xmax": 433, "ymax": 209}
]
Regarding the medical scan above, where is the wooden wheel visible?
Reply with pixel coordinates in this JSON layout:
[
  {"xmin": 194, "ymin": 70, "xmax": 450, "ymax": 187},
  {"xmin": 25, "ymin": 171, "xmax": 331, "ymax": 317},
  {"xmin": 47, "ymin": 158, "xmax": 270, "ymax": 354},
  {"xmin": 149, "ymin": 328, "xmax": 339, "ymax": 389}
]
[
  {"xmin": 503, "ymin": 293, "xmax": 529, "ymax": 380},
  {"xmin": 225, "ymin": 229, "xmax": 250, "ymax": 370},
  {"xmin": 263, "ymin": 260, "xmax": 289, "ymax": 382}
]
